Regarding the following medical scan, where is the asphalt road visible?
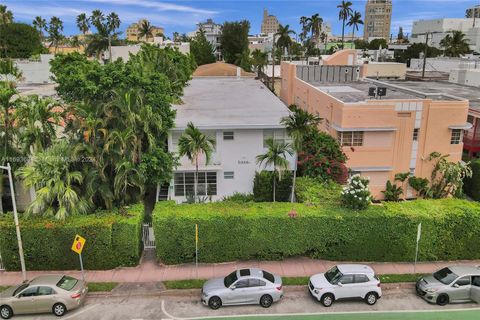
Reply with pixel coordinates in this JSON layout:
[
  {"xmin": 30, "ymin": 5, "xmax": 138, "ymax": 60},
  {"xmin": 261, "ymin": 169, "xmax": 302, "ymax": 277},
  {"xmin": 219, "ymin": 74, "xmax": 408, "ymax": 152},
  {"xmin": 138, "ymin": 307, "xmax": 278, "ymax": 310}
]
[{"xmin": 9, "ymin": 286, "xmax": 480, "ymax": 320}]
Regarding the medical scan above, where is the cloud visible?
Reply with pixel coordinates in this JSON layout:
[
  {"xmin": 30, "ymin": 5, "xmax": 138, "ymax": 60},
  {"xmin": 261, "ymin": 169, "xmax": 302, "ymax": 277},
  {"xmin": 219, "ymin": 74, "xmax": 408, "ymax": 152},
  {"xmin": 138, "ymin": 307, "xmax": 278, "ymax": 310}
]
[{"xmin": 79, "ymin": 0, "xmax": 218, "ymax": 15}]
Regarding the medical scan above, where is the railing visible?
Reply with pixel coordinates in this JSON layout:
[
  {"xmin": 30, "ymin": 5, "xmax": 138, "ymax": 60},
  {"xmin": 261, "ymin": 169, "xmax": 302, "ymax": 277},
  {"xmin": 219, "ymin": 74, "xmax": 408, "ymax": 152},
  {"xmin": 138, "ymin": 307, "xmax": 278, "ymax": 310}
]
[
  {"xmin": 463, "ymin": 136, "xmax": 480, "ymax": 148},
  {"xmin": 142, "ymin": 223, "xmax": 156, "ymax": 250}
]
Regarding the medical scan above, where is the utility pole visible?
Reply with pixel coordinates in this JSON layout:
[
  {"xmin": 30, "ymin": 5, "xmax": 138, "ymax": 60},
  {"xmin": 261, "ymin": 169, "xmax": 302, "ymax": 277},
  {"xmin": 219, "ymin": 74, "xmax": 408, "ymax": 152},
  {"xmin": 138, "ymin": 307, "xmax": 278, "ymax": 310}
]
[{"xmin": 271, "ymin": 34, "xmax": 276, "ymax": 93}]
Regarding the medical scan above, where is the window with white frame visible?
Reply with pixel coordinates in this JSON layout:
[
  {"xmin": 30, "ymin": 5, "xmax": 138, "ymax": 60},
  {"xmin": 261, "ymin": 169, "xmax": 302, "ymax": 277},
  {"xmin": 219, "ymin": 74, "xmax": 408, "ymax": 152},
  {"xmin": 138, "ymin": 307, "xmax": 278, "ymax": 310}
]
[
  {"xmin": 413, "ymin": 128, "xmax": 419, "ymax": 141},
  {"xmin": 174, "ymin": 172, "xmax": 217, "ymax": 196},
  {"xmin": 223, "ymin": 131, "xmax": 234, "ymax": 140},
  {"xmin": 337, "ymin": 131, "xmax": 364, "ymax": 146},
  {"xmin": 263, "ymin": 129, "xmax": 290, "ymax": 147},
  {"xmin": 171, "ymin": 132, "xmax": 182, "ymax": 151},
  {"xmin": 450, "ymin": 129, "xmax": 462, "ymax": 145},
  {"xmin": 224, "ymin": 171, "xmax": 234, "ymax": 179}
]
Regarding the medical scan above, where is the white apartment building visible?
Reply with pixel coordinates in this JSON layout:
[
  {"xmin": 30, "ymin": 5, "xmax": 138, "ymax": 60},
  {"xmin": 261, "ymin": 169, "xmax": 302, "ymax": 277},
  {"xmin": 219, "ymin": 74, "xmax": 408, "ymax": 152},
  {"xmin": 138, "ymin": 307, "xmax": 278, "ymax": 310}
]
[
  {"xmin": 188, "ymin": 19, "xmax": 222, "ymax": 60},
  {"xmin": 165, "ymin": 76, "xmax": 295, "ymax": 203},
  {"xmin": 411, "ymin": 18, "xmax": 480, "ymax": 52}
]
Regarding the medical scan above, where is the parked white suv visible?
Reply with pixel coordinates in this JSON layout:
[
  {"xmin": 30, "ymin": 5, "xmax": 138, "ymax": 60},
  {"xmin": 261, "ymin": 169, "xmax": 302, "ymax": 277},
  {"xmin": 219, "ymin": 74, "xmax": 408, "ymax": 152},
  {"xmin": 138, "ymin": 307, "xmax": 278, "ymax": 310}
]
[{"xmin": 308, "ymin": 264, "xmax": 382, "ymax": 307}]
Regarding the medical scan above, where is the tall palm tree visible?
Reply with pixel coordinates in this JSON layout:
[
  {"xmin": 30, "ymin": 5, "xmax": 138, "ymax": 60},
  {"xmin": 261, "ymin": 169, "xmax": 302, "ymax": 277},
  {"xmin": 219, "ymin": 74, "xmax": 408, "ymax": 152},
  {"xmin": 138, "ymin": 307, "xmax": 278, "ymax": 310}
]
[
  {"xmin": 0, "ymin": 5, "xmax": 14, "ymax": 57},
  {"xmin": 281, "ymin": 105, "xmax": 321, "ymax": 202},
  {"xmin": 275, "ymin": 24, "xmax": 296, "ymax": 59},
  {"xmin": 299, "ymin": 16, "xmax": 309, "ymax": 43},
  {"xmin": 440, "ymin": 31, "xmax": 470, "ymax": 57},
  {"xmin": 70, "ymin": 35, "xmax": 81, "ymax": 49},
  {"xmin": 138, "ymin": 20, "xmax": 155, "ymax": 42},
  {"xmin": 306, "ymin": 14, "xmax": 323, "ymax": 45},
  {"xmin": 347, "ymin": 11, "xmax": 363, "ymax": 45},
  {"xmin": 76, "ymin": 13, "xmax": 90, "ymax": 35},
  {"xmin": 47, "ymin": 16, "xmax": 64, "ymax": 54},
  {"xmin": 106, "ymin": 12, "xmax": 121, "ymax": 62},
  {"xmin": 256, "ymin": 138, "xmax": 293, "ymax": 202},
  {"xmin": 178, "ymin": 122, "xmax": 215, "ymax": 202},
  {"xmin": 337, "ymin": 0, "xmax": 353, "ymax": 49},
  {"xmin": 32, "ymin": 16, "xmax": 47, "ymax": 40},
  {"xmin": 251, "ymin": 49, "xmax": 268, "ymax": 76},
  {"xmin": 90, "ymin": 9, "xmax": 105, "ymax": 29}
]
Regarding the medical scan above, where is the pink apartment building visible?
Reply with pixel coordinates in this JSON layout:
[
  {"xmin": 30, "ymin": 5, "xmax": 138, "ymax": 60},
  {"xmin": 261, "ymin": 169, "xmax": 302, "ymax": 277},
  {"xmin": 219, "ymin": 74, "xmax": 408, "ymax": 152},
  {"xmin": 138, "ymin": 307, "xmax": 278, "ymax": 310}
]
[{"xmin": 280, "ymin": 51, "xmax": 471, "ymax": 199}]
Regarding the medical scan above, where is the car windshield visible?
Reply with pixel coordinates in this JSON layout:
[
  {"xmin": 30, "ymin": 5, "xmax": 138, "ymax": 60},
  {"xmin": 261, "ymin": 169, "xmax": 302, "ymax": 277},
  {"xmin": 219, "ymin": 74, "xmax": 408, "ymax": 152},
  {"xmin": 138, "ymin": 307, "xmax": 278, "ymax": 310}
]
[
  {"xmin": 433, "ymin": 268, "xmax": 459, "ymax": 285},
  {"xmin": 13, "ymin": 283, "xmax": 29, "ymax": 296},
  {"xmin": 56, "ymin": 276, "xmax": 78, "ymax": 291},
  {"xmin": 224, "ymin": 271, "xmax": 238, "ymax": 288},
  {"xmin": 325, "ymin": 266, "xmax": 343, "ymax": 284}
]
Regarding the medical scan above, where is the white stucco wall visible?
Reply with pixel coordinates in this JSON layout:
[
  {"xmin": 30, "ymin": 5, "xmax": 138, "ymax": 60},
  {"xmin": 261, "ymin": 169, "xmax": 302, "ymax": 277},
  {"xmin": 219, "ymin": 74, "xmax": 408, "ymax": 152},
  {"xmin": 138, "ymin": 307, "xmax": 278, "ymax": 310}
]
[{"xmin": 15, "ymin": 54, "xmax": 54, "ymax": 84}]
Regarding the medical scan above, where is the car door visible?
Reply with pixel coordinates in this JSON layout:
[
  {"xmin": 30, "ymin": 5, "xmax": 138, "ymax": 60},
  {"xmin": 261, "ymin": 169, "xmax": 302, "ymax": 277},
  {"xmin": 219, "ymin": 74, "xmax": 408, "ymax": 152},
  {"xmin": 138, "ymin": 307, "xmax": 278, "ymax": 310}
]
[
  {"xmin": 35, "ymin": 286, "xmax": 57, "ymax": 313},
  {"xmin": 470, "ymin": 276, "xmax": 480, "ymax": 304},
  {"xmin": 335, "ymin": 274, "xmax": 355, "ymax": 299},
  {"xmin": 229, "ymin": 279, "xmax": 249, "ymax": 305},
  {"xmin": 449, "ymin": 276, "xmax": 471, "ymax": 301},
  {"xmin": 353, "ymin": 274, "xmax": 371, "ymax": 298},
  {"xmin": 11, "ymin": 286, "xmax": 38, "ymax": 314},
  {"xmin": 244, "ymin": 278, "xmax": 267, "ymax": 304}
]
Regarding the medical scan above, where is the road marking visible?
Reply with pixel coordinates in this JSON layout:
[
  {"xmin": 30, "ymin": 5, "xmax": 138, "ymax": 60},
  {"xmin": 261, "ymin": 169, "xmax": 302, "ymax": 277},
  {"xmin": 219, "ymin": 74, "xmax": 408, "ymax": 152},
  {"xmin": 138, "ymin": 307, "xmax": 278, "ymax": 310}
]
[
  {"xmin": 160, "ymin": 299, "xmax": 480, "ymax": 320},
  {"xmin": 63, "ymin": 305, "xmax": 97, "ymax": 320}
]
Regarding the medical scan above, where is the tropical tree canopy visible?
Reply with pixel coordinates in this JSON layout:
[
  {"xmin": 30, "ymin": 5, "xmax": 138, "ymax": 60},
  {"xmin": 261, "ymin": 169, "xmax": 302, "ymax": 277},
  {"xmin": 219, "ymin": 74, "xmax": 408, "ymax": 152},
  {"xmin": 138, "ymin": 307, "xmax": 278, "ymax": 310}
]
[
  {"xmin": 440, "ymin": 31, "xmax": 470, "ymax": 57},
  {"xmin": 275, "ymin": 24, "xmax": 296, "ymax": 56},
  {"xmin": 0, "ymin": 23, "xmax": 45, "ymax": 58},
  {"xmin": 190, "ymin": 29, "xmax": 216, "ymax": 66},
  {"xmin": 220, "ymin": 20, "xmax": 250, "ymax": 64}
]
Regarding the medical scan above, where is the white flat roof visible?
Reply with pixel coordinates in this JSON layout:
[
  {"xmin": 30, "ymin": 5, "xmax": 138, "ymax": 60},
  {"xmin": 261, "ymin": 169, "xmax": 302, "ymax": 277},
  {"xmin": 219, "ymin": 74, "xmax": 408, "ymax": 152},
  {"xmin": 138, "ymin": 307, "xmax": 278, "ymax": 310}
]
[{"xmin": 172, "ymin": 77, "xmax": 290, "ymax": 130}]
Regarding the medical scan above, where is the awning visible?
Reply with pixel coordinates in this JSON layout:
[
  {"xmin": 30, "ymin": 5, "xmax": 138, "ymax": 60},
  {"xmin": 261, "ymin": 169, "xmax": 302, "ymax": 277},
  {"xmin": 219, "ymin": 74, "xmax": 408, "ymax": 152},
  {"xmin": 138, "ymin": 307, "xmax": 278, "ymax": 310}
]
[{"xmin": 449, "ymin": 123, "xmax": 473, "ymax": 130}]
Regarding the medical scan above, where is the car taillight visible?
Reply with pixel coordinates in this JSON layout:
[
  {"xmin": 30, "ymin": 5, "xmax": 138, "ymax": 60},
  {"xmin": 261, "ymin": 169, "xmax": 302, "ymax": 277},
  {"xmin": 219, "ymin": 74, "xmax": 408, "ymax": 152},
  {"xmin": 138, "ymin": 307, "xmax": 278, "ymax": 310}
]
[
  {"xmin": 71, "ymin": 292, "xmax": 81, "ymax": 299},
  {"xmin": 276, "ymin": 285, "xmax": 283, "ymax": 291}
]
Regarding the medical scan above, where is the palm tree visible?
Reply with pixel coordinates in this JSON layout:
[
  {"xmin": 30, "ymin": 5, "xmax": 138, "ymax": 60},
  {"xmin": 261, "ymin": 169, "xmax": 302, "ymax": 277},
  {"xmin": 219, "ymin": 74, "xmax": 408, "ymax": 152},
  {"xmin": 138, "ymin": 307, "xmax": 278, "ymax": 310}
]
[
  {"xmin": 299, "ymin": 16, "xmax": 309, "ymax": 43},
  {"xmin": 47, "ymin": 16, "xmax": 64, "ymax": 54},
  {"xmin": 347, "ymin": 11, "xmax": 363, "ymax": 45},
  {"xmin": 440, "ymin": 31, "xmax": 470, "ymax": 57},
  {"xmin": 32, "ymin": 16, "xmax": 47, "ymax": 40},
  {"xmin": 306, "ymin": 14, "xmax": 323, "ymax": 45},
  {"xmin": 337, "ymin": 0, "xmax": 353, "ymax": 49},
  {"xmin": 76, "ymin": 13, "xmax": 90, "ymax": 35},
  {"xmin": 90, "ymin": 9, "xmax": 104, "ymax": 29},
  {"xmin": 281, "ymin": 105, "xmax": 321, "ymax": 202},
  {"xmin": 1, "ymin": 5, "xmax": 14, "ymax": 57},
  {"xmin": 256, "ymin": 138, "xmax": 293, "ymax": 202},
  {"xmin": 70, "ymin": 35, "xmax": 81, "ymax": 49},
  {"xmin": 251, "ymin": 49, "xmax": 268, "ymax": 76},
  {"xmin": 138, "ymin": 20, "xmax": 155, "ymax": 42},
  {"xmin": 106, "ymin": 12, "xmax": 121, "ymax": 62},
  {"xmin": 178, "ymin": 122, "xmax": 215, "ymax": 202},
  {"xmin": 275, "ymin": 24, "xmax": 296, "ymax": 59}
]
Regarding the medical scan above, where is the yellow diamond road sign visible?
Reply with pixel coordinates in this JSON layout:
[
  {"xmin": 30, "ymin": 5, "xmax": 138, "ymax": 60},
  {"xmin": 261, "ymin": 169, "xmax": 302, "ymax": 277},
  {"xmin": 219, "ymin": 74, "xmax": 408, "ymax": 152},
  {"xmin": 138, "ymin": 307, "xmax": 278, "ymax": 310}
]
[{"xmin": 71, "ymin": 235, "xmax": 86, "ymax": 254}]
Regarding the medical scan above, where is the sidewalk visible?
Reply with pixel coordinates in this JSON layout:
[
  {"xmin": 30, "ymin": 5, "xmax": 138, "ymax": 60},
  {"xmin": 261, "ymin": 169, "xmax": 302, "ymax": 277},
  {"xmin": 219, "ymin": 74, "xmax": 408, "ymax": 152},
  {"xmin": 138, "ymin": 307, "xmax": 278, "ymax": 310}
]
[{"xmin": 1, "ymin": 251, "xmax": 479, "ymax": 286}]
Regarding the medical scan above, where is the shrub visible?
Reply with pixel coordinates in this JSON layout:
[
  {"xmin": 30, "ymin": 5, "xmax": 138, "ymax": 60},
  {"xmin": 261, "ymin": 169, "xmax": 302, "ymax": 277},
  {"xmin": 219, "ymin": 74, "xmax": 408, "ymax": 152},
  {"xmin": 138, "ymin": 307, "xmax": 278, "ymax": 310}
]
[
  {"xmin": 341, "ymin": 175, "xmax": 372, "ymax": 210},
  {"xmin": 0, "ymin": 205, "xmax": 143, "ymax": 271},
  {"xmin": 253, "ymin": 171, "xmax": 292, "ymax": 202},
  {"xmin": 153, "ymin": 199, "xmax": 480, "ymax": 264},
  {"xmin": 382, "ymin": 180, "xmax": 403, "ymax": 202},
  {"xmin": 222, "ymin": 193, "xmax": 254, "ymax": 202},
  {"xmin": 464, "ymin": 159, "xmax": 480, "ymax": 201},
  {"xmin": 295, "ymin": 177, "xmax": 342, "ymax": 206}
]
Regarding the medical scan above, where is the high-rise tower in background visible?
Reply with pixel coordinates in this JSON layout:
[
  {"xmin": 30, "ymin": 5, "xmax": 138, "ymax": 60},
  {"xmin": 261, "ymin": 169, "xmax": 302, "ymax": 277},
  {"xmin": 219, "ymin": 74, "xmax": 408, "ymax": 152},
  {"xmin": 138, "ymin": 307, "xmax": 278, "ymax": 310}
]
[
  {"xmin": 363, "ymin": 0, "xmax": 392, "ymax": 41},
  {"xmin": 261, "ymin": 9, "xmax": 280, "ymax": 34}
]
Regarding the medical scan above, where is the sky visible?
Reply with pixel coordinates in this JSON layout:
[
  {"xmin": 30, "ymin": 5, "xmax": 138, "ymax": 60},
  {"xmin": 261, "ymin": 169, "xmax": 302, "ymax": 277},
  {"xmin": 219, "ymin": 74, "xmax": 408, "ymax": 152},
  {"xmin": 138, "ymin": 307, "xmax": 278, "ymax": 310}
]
[{"xmin": 4, "ymin": 0, "xmax": 480, "ymax": 38}]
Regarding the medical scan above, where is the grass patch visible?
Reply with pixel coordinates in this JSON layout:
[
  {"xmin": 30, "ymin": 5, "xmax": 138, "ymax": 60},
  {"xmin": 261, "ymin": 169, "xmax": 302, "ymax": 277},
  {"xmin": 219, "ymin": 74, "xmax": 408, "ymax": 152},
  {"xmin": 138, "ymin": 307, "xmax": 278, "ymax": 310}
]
[
  {"xmin": 163, "ymin": 274, "xmax": 419, "ymax": 290},
  {"xmin": 0, "ymin": 286, "xmax": 7, "ymax": 293},
  {"xmin": 164, "ymin": 279, "xmax": 206, "ymax": 289},
  {"xmin": 88, "ymin": 282, "xmax": 118, "ymax": 292}
]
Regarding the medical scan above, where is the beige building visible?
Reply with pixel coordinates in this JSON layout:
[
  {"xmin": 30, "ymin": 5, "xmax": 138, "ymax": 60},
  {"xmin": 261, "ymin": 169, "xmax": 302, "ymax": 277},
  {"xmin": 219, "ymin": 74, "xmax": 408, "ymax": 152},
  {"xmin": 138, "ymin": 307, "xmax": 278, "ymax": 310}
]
[
  {"xmin": 261, "ymin": 9, "xmax": 280, "ymax": 35},
  {"xmin": 126, "ymin": 19, "xmax": 164, "ymax": 42},
  {"xmin": 364, "ymin": 0, "xmax": 392, "ymax": 41}
]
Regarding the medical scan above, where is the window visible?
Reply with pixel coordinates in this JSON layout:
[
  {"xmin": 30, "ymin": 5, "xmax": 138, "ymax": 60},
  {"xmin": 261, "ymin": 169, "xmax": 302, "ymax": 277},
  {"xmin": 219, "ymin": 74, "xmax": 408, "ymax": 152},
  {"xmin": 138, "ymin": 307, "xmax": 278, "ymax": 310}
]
[
  {"xmin": 450, "ymin": 129, "xmax": 462, "ymax": 145},
  {"xmin": 38, "ymin": 286, "xmax": 54, "ymax": 296},
  {"xmin": 249, "ymin": 279, "xmax": 266, "ymax": 287},
  {"xmin": 263, "ymin": 129, "xmax": 289, "ymax": 147},
  {"xmin": 20, "ymin": 287, "xmax": 38, "ymax": 297},
  {"xmin": 354, "ymin": 274, "xmax": 370, "ymax": 283},
  {"xmin": 339, "ymin": 275, "xmax": 354, "ymax": 284},
  {"xmin": 337, "ymin": 131, "xmax": 364, "ymax": 146},
  {"xmin": 262, "ymin": 270, "xmax": 275, "ymax": 283},
  {"xmin": 223, "ymin": 131, "xmax": 234, "ymax": 140},
  {"xmin": 224, "ymin": 171, "xmax": 234, "ymax": 179},
  {"xmin": 467, "ymin": 115, "xmax": 474, "ymax": 124},
  {"xmin": 413, "ymin": 129, "xmax": 419, "ymax": 141},
  {"xmin": 239, "ymin": 269, "xmax": 251, "ymax": 277},
  {"xmin": 473, "ymin": 276, "xmax": 480, "ymax": 287},
  {"xmin": 174, "ymin": 172, "xmax": 217, "ymax": 196},
  {"xmin": 235, "ymin": 280, "xmax": 249, "ymax": 288},
  {"xmin": 56, "ymin": 276, "xmax": 78, "ymax": 291},
  {"xmin": 455, "ymin": 276, "xmax": 471, "ymax": 287}
]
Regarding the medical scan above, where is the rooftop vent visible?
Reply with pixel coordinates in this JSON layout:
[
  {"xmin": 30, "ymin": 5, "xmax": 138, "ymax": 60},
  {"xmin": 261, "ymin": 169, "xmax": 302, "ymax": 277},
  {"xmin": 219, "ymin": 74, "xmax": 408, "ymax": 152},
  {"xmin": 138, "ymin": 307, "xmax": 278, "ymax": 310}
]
[{"xmin": 368, "ymin": 87, "xmax": 387, "ymax": 99}]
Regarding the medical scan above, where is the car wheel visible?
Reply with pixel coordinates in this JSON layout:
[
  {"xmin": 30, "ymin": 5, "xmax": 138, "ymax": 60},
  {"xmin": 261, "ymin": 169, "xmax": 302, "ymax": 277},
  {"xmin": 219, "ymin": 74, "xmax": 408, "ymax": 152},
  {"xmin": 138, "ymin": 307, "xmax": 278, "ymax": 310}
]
[
  {"xmin": 436, "ymin": 294, "xmax": 449, "ymax": 306},
  {"xmin": 208, "ymin": 296, "xmax": 222, "ymax": 310},
  {"xmin": 365, "ymin": 292, "xmax": 378, "ymax": 305},
  {"xmin": 321, "ymin": 293, "xmax": 335, "ymax": 307},
  {"xmin": 0, "ymin": 305, "xmax": 13, "ymax": 319},
  {"xmin": 53, "ymin": 303, "xmax": 67, "ymax": 317},
  {"xmin": 260, "ymin": 294, "xmax": 273, "ymax": 308}
]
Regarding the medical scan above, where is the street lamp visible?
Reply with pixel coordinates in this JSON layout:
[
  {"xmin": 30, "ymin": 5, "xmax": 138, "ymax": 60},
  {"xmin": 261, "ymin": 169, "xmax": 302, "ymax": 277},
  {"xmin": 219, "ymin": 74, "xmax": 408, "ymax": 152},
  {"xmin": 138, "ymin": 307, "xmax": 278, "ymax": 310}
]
[{"xmin": 1, "ymin": 163, "xmax": 27, "ymax": 281}]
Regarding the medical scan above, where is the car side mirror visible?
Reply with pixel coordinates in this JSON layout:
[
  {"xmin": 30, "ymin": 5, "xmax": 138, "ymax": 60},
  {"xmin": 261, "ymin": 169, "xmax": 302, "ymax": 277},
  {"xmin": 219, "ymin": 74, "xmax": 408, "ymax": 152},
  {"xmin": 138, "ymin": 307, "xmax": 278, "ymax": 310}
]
[
  {"xmin": 230, "ymin": 286, "xmax": 236, "ymax": 290},
  {"xmin": 337, "ymin": 282, "xmax": 343, "ymax": 287},
  {"xmin": 453, "ymin": 284, "xmax": 459, "ymax": 288}
]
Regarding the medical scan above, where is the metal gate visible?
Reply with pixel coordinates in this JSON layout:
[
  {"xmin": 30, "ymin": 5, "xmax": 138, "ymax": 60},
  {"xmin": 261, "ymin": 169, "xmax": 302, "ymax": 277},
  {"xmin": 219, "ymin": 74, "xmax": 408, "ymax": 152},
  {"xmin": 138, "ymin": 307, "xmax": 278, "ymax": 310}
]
[
  {"xmin": 0, "ymin": 252, "xmax": 5, "ymax": 271},
  {"xmin": 142, "ymin": 223, "xmax": 156, "ymax": 249}
]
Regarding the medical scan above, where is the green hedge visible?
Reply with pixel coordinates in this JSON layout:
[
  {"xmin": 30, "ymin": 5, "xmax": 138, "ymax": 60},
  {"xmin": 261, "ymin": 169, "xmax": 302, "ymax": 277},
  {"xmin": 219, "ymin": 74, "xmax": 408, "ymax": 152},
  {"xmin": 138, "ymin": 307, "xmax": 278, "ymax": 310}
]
[
  {"xmin": 464, "ymin": 159, "xmax": 480, "ymax": 201},
  {"xmin": 0, "ymin": 205, "xmax": 143, "ymax": 271},
  {"xmin": 153, "ymin": 199, "xmax": 480, "ymax": 264},
  {"xmin": 253, "ymin": 171, "xmax": 293, "ymax": 202}
]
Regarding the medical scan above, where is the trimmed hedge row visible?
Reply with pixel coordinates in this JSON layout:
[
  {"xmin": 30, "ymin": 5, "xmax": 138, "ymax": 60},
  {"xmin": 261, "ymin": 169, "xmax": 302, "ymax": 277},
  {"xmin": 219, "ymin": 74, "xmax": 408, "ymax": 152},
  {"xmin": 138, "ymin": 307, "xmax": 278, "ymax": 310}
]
[
  {"xmin": 465, "ymin": 159, "xmax": 480, "ymax": 201},
  {"xmin": 0, "ymin": 205, "xmax": 143, "ymax": 271},
  {"xmin": 153, "ymin": 199, "xmax": 480, "ymax": 265}
]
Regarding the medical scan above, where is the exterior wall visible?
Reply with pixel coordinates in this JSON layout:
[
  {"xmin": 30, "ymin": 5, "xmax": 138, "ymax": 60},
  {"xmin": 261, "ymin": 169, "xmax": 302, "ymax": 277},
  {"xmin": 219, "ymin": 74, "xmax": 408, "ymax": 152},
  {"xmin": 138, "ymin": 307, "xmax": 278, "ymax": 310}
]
[
  {"xmin": 15, "ymin": 54, "xmax": 54, "ymax": 84},
  {"xmin": 322, "ymin": 49, "xmax": 357, "ymax": 66},
  {"xmin": 126, "ymin": 20, "xmax": 164, "ymax": 42},
  {"xmin": 362, "ymin": 62, "xmax": 406, "ymax": 79},
  {"xmin": 449, "ymin": 69, "xmax": 480, "ymax": 87},
  {"xmin": 168, "ymin": 129, "xmax": 296, "ymax": 203},
  {"xmin": 281, "ymin": 61, "xmax": 469, "ymax": 199},
  {"xmin": 410, "ymin": 58, "xmax": 480, "ymax": 73}
]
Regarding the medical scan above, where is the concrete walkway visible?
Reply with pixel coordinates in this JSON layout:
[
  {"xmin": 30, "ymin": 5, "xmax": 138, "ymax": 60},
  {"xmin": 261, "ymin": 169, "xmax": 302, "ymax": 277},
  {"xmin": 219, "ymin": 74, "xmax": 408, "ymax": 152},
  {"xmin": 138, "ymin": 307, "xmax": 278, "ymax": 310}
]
[{"xmin": 1, "ymin": 251, "xmax": 479, "ymax": 286}]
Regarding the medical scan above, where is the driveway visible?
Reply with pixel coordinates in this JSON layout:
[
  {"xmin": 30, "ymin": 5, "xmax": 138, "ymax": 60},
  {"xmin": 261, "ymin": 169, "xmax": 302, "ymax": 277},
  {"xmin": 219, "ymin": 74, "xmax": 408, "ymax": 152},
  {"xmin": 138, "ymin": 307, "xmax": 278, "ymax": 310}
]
[{"xmin": 10, "ymin": 285, "xmax": 480, "ymax": 320}]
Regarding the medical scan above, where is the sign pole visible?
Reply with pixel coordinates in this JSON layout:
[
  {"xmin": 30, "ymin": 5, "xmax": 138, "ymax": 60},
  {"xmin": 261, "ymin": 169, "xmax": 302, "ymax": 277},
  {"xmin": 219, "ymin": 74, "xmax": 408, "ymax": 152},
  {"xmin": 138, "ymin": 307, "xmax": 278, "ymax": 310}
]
[
  {"xmin": 195, "ymin": 224, "xmax": 198, "ymax": 279},
  {"xmin": 79, "ymin": 253, "xmax": 85, "ymax": 281},
  {"xmin": 414, "ymin": 223, "xmax": 422, "ymax": 273},
  {"xmin": 71, "ymin": 235, "xmax": 86, "ymax": 282}
]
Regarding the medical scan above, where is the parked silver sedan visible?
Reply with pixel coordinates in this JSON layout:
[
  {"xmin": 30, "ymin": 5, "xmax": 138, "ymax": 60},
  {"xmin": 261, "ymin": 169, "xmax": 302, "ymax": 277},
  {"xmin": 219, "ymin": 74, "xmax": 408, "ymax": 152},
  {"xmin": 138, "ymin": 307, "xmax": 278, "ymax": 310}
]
[
  {"xmin": 201, "ymin": 268, "xmax": 283, "ymax": 309},
  {"xmin": 416, "ymin": 265, "xmax": 480, "ymax": 305},
  {"xmin": 0, "ymin": 275, "xmax": 88, "ymax": 319}
]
